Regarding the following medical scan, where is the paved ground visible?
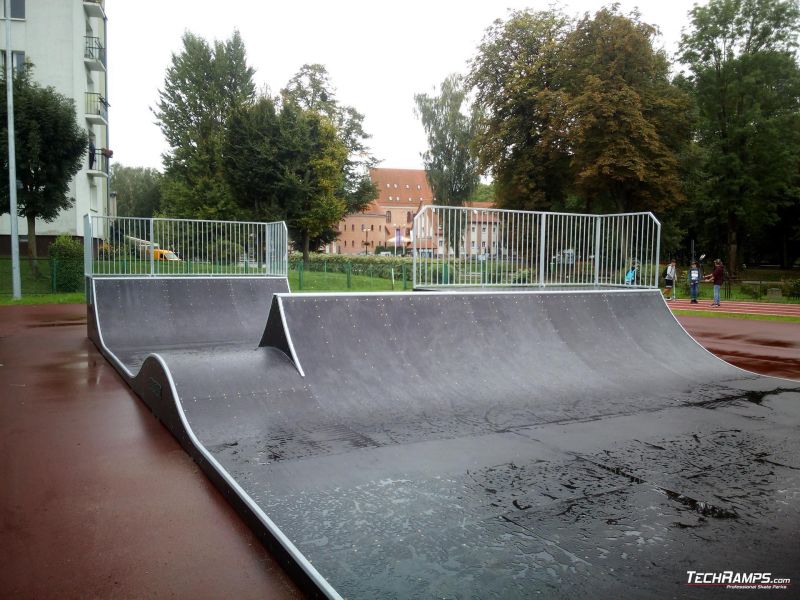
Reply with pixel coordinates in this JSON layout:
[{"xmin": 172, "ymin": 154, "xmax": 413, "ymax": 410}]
[
  {"xmin": 1, "ymin": 301, "xmax": 797, "ymax": 598},
  {"xmin": 0, "ymin": 304, "xmax": 301, "ymax": 600}
]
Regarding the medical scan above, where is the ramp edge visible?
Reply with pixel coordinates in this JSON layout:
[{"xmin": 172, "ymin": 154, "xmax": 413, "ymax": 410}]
[{"xmin": 88, "ymin": 277, "xmax": 339, "ymax": 599}]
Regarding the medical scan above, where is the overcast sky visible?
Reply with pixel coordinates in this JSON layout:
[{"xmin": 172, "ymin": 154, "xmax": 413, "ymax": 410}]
[{"xmin": 107, "ymin": 0, "xmax": 700, "ymax": 172}]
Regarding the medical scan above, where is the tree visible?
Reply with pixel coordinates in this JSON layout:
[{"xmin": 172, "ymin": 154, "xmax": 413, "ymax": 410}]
[
  {"xmin": 679, "ymin": 0, "xmax": 800, "ymax": 272},
  {"xmin": 468, "ymin": 9, "xmax": 572, "ymax": 211},
  {"xmin": 153, "ymin": 30, "xmax": 255, "ymax": 219},
  {"xmin": 564, "ymin": 8, "xmax": 693, "ymax": 214},
  {"xmin": 0, "ymin": 67, "xmax": 87, "ymax": 264},
  {"xmin": 110, "ymin": 164, "xmax": 162, "ymax": 217},
  {"xmin": 281, "ymin": 64, "xmax": 377, "ymax": 217},
  {"xmin": 414, "ymin": 74, "xmax": 480, "ymax": 206},
  {"xmin": 223, "ymin": 96, "xmax": 283, "ymax": 221},
  {"xmin": 276, "ymin": 104, "xmax": 348, "ymax": 262}
]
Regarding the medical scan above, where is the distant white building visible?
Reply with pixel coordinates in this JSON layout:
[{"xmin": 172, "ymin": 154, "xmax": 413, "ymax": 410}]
[{"xmin": 0, "ymin": 0, "xmax": 110, "ymax": 255}]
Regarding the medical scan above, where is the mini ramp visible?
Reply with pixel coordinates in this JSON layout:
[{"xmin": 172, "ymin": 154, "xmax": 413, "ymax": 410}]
[{"xmin": 88, "ymin": 278, "xmax": 800, "ymax": 599}]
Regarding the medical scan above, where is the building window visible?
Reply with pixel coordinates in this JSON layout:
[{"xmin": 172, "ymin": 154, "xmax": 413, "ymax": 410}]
[
  {"xmin": 417, "ymin": 184, "xmax": 421, "ymax": 190},
  {"xmin": 2, "ymin": 0, "xmax": 25, "ymax": 19},
  {"xmin": 385, "ymin": 211, "xmax": 391, "ymax": 223},
  {"xmin": 1, "ymin": 50, "xmax": 25, "ymax": 74},
  {"xmin": 482, "ymin": 225, "xmax": 487, "ymax": 233},
  {"xmin": 393, "ymin": 183, "xmax": 398, "ymax": 188},
  {"xmin": 405, "ymin": 184, "xmax": 410, "ymax": 189},
  {"xmin": 351, "ymin": 224, "xmax": 354, "ymax": 231},
  {"xmin": 370, "ymin": 225, "xmax": 374, "ymax": 231},
  {"xmin": 406, "ymin": 211, "xmax": 412, "ymax": 223},
  {"xmin": 386, "ymin": 183, "xmax": 390, "ymax": 188}
]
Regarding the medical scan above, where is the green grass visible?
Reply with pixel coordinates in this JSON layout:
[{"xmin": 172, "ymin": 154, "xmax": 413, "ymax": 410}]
[
  {"xmin": 672, "ymin": 309, "xmax": 800, "ymax": 323},
  {"xmin": 0, "ymin": 292, "xmax": 86, "ymax": 306},
  {"xmin": 288, "ymin": 269, "xmax": 409, "ymax": 292}
]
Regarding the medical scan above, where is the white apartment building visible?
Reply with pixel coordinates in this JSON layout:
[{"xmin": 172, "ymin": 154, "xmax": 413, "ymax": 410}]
[{"xmin": 0, "ymin": 0, "xmax": 109, "ymax": 255}]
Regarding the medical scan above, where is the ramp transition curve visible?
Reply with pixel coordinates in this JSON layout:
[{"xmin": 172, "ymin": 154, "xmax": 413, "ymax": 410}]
[{"xmin": 89, "ymin": 278, "xmax": 800, "ymax": 599}]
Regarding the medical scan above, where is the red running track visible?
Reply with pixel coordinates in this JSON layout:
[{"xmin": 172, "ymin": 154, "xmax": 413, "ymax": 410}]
[{"xmin": 668, "ymin": 298, "xmax": 800, "ymax": 317}]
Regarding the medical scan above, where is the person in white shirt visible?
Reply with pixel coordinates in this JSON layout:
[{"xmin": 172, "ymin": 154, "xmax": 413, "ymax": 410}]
[{"xmin": 664, "ymin": 259, "xmax": 677, "ymax": 300}]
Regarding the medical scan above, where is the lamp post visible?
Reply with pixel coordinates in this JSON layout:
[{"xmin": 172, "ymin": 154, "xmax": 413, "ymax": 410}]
[{"xmin": 5, "ymin": 0, "xmax": 20, "ymax": 298}]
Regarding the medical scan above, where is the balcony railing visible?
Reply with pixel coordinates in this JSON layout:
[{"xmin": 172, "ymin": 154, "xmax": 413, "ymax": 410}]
[
  {"xmin": 85, "ymin": 92, "xmax": 108, "ymax": 124},
  {"xmin": 87, "ymin": 149, "xmax": 109, "ymax": 176},
  {"xmin": 83, "ymin": 0, "xmax": 105, "ymax": 19},
  {"xmin": 84, "ymin": 36, "xmax": 106, "ymax": 70}
]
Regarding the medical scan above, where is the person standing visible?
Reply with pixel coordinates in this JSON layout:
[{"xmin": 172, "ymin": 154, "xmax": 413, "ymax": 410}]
[
  {"xmin": 704, "ymin": 258, "xmax": 724, "ymax": 307},
  {"xmin": 689, "ymin": 261, "xmax": 701, "ymax": 304},
  {"xmin": 663, "ymin": 259, "xmax": 677, "ymax": 300},
  {"xmin": 688, "ymin": 261, "xmax": 701, "ymax": 304}
]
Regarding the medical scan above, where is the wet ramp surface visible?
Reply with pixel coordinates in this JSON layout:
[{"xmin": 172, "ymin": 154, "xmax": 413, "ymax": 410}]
[{"xmin": 90, "ymin": 285, "xmax": 800, "ymax": 598}]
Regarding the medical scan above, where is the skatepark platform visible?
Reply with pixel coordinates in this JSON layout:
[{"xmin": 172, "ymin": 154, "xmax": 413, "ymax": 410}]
[{"xmin": 87, "ymin": 277, "xmax": 800, "ymax": 599}]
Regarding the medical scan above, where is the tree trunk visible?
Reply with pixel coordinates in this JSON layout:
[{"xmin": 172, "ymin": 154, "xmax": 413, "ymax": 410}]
[
  {"xmin": 26, "ymin": 214, "xmax": 39, "ymax": 275},
  {"xmin": 727, "ymin": 212, "xmax": 738, "ymax": 279},
  {"xmin": 302, "ymin": 233, "xmax": 310, "ymax": 266}
]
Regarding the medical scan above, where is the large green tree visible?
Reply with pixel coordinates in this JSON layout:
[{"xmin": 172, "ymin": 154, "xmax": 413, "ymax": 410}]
[
  {"xmin": 469, "ymin": 8, "xmax": 692, "ymax": 216},
  {"xmin": 0, "ymin": 67, "xmax": 87, "ymax": 262},
  {"xmin": 153, "ymin": 30, "xmax": 255, "ymax": 219},
  {"xmin": 679, "ymin": 0, "xmax": 800, "ymax": 272},
  {"xmin": 564, "ymin": 8, "xmax": 693, "ymax": 214},
  {"xmin": 277, "ymin": 104, "xmax": 348, "ymax": 262},
  {"xmin": 414, "ymin": 74, "xmax": 480, "ymax": 206},
  {"xmin": 281, "ymin": 64, "xmax": 377, "ymax": 216},
  {"xmin": 110, "ymin": 164, "xmax": 162, "ymax": 217},
  {"xmin": 468, "ymin": 9, "xmax": 572, "ymax": 210}
]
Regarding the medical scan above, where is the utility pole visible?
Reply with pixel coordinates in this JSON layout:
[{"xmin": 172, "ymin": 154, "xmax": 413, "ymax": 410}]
[{"xmin": 4, "ymin": 0, "xmax": 20, "ymax": 298}]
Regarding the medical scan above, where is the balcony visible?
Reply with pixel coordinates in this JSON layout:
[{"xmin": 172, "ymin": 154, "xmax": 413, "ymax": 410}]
[
  {"xmin": 82, "ymin": 0, "xmax": 105, "ymax": 19},
  {"xmin": 84, "ymin": 36, "xmax": 106, "ymax": 71},
  {"xmin": 85, "ymin": 92, "xmax": 108, "ymax": 125},
  {"xmin": 87, "ymin": 148, "xmax": 109, "ymax": 178}
]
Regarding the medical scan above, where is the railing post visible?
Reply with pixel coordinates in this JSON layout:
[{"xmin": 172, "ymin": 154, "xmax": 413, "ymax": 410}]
[
  {"xmin": 148, "ymin": 218, "xmax": 155, "ymax": 277},
  {"xmin": 298, "ymin": 260, "xmax": 303, "ymax": 290},
  {"xmin": 83, "ymin": 214, "xmax": 92, "ymax": 277},
  {"xmin": 346, "ymin": 261, "xmax": 352, "ymax": 289},
  {"xmin": 402, "ymin": 263, "xmax": 407, "ymax": 290},
  {"xmin": 594, "ymin": 216, "xmax": 601, "ymax": 287},
  {"xmin": 538, "ymin": 213, "xmax": 546, "ymax": 287}
]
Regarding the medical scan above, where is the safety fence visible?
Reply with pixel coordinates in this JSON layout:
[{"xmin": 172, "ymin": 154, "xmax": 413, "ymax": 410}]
[
  {"xmin": 413, "ymin": 206, "xmax": 660, "ymax": 289},
  {"xmin": 84, "ymin": 215, "xmax": 288, "ymax": 277}
]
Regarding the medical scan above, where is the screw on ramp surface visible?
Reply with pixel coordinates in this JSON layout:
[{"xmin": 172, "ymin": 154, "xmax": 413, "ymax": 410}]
[{"xmin": 89, "ymin": 283, "xmax": 800, "ymax": 599}]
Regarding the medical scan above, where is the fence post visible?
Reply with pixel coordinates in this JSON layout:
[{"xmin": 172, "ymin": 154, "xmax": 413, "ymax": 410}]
[
  {"xmin": 402, "ymin": 263, "xmax": 407, "ymax": 290},
  {"xmin": 538, "ymin": 214, "xmax": 546, "ymax": 287},
  {"xmin": 149, "ymin": 218, "xmax": 155, "ymax": 277},
  {"xmin": 298, "ymin": 261, "xmax": 303, "ymax": 290},
  {"xmin": 594, "ymin": 216, "xmax": 601, "ymax": 287},
  {"xmin": 51, "ymin": 258, "xmax": 57, "ymax": 293},
  {"xmin": 347, "ymin": 261, "xmax": 352, "ymax": 289}
]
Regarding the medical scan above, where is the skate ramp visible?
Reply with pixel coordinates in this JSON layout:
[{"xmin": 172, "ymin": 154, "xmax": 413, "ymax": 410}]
[{"xmin": 88, "ymin": 283, "xmax": 800, "ymax": 599}]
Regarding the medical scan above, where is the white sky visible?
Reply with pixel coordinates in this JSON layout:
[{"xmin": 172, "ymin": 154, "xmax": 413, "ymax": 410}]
[{"xmin": 107, "ymin": 0, "xmax": 700, "ymax": 172}]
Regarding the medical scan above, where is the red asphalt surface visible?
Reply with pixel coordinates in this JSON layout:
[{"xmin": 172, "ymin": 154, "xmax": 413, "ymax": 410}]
[
  {"xmin": 0, "ymin": 300, "xmax": 798, "ymax": 599},
  {"xmin": 669, "ymin": 298, "xmax": 800, "ymax": 317}
]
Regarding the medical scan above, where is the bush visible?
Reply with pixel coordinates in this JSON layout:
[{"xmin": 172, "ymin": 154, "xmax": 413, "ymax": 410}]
[
  {"xmin": 49, "ymin": 235, "xmax": 84, "ymax": 292},
  {"xmin": 782, "ymin": 279, "xmax": 800, "ymax": 299},
  {"xmin": 210, "ymin": 240, "xmax": 244, "ymax": 264},
  {"xmin": 290, "ymin": 252, "xmax": 412, "ymax": 279},
  {"xmin": 738, "ymin": 283, "xmax": 762, "ymax": 299}
]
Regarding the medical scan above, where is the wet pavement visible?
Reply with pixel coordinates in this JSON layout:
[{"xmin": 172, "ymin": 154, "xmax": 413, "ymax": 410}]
[{"xmin": 0, "ymin": 304, "xmax": 302, "ymax": 600}]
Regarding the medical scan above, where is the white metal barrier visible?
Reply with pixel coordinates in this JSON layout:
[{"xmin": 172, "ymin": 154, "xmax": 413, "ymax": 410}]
[
  {"xmin": 412, "ymin": 206, "xmax": 660, "ymax": 289},
  {"xmin": 84, "ymin": 215, "xmax": 288, "ymax": 277}
]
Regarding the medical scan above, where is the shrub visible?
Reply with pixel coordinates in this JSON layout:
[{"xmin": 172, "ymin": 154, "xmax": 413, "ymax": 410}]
[
  {"xmin": 738, "ymin": 283, "xmax": 762, "ymax": 299},
  {"xmin": 782, "ymin": 279, "xmax": 800, "ymax": 299},
  {"xmin": 49, "ymin": 235, "xmax": 84, "ymax": 292},
  {"xmin": 210, "ymin": 240, "xmax": 244, "ymax": 264}
]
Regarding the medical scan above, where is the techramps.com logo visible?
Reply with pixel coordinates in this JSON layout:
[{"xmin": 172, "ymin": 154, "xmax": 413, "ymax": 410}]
[{"xmin": 686, "ymin": 571, "xmax": 792, "ymax": 590}]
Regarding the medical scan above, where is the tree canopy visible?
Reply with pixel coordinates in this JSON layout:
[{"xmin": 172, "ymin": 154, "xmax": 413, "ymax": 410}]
[
  {"xmin": 110, "ymin": 164, "xmax": 162, "ymax": 218},
  {"xmin": 468, "ymin": 7, "xmax": 692, "ymax": 214},
  {"xmin": 678, "ymin": 0, "xmax": 800, "ymax": 271},
  {"xmin": 414, "ymin": 74, "xmax": 480, "ymax": 207},
  {"xmin": 153, "ymin": 30, "xmax": 255, "ymax": 219},
  {"xmin": 0, "ymin": 66, "xmax": 87, "ymax": 260}
]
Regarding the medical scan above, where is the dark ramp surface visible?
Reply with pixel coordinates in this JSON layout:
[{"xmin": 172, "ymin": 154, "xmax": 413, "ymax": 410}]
[{"xmin": 89, "ymin": 285, "xmax": 800, "ymax": 599}]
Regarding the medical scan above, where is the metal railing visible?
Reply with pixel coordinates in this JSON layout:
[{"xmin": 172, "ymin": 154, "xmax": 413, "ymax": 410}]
[
  {"xmin": 84, "ymin": 215, "xmax": 288, "ymax": 278},
  {"xmin": 412, "ymin": 206, "xmax": 660, "ymax": 289},
  {"xmin": 84, "ymin": 36, "xmax": 106, "ymax": 68},
  {"xmin": 85, "ymin": 92, "xmax": 108, "ymax": 121},
  {"xmin": 87, "ymin": 149, "xmax": 109, "ymax": 174}
]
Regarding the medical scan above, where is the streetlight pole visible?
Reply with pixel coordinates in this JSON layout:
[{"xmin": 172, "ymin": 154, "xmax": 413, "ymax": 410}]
[{"xmin": 5, "ymin": 0, "xmax": 20, "ymax": 299}]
